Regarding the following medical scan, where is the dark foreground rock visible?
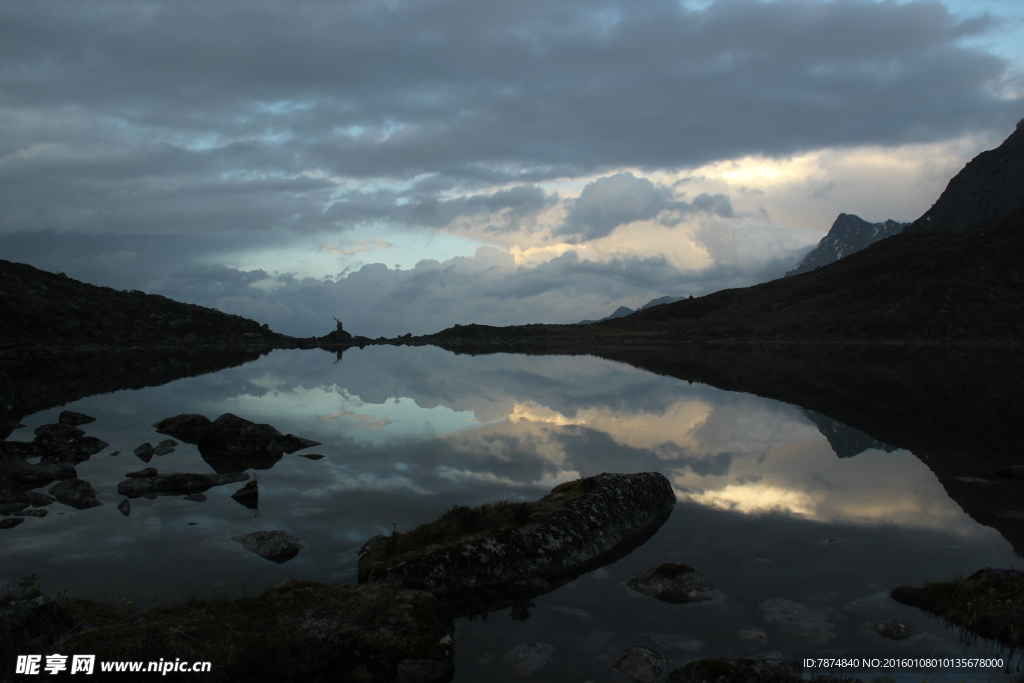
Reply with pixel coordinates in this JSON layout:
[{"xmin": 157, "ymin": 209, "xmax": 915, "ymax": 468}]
[
  {"xmin": 3, "ymin": 581, "xmax": 454, "ymax": 683},
  {"xmin": 233, "ymin": 530, "xmax": 305, "ymax": 564},
  {"xmin": 891, "ymin": 567, "xmax": 1024, "ymax": 648},
  {"xmin": 117, "ymin": 472, "xmax": 249, "ymax": 497},
  {"xmin": 358, "ymin": 472, "xmax": 675, "ymax": 601},
  {"xmin": 627, "ymin": 563, "xmax": 717, "ymax": 603}
]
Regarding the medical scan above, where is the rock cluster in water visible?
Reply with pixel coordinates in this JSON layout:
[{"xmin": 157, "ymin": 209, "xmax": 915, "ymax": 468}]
[
  {"xmin": 358, "ymin": 472, "xmax": 675, "ymax": 599},
  {"xmin": 627, "ymin": 563, "xmax": 717, "ymax": 603},
  {"xmin": 1, "ymin": 410, "xmax": 107, "ymax": 526}
]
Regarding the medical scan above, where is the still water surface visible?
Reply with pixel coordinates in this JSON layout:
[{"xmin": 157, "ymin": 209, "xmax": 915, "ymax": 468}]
[{"xmin": 2, "ymin": 347, "xmax": 1017, "ymax": 681}]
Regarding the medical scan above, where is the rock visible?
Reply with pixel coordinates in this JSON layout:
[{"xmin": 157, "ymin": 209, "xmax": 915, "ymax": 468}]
[
  {"xmin": 0, "ymin": 458, "xmax": 76, "ymax": 489},
  {"xmin": 14, "ymin": 508, "xmax": 47, "ymax": 518},
  {"xmin": 868, "ymin": 618, "xmax": 916, "ymax": 640},
  {"xmin": 117, "ymin": 472, "xmax": 249, "ymax": 497},
  {"xmin": 153, "ymin": 413, "xmax": 213, "ymax": 444},
  {"xmin": 34, "ymin": 422, "xmax": 85, "ymax": 441},
  {"xmin": 297, "ymin": 453, "xmax": 325, "ymax": 460},
  {"xmin": 737, "ymin": 627, "xmax": 770, "ymax": 643},
  {"xmin": 501, "ymin": 642, "xmax": 554, "ymax": 677},
  {"xmin": 152, "ymin": 444, "xmax": 175, "ymax": 456},
  {"xmin": 232, "ymin": 530, "xmax": 305, "ymax": 563},
  {"xmin": 126, "ymin": 467, "xmax": 158, "ymax": 478},
  {"xmin": 118, "ymin": 499, "xmax": 130, "ymax": 516},
  {"xmin": 133, "ymin": 442, "xmax": 154, "ymax": 462},
  {"xmin": 627, "ymin": 563, "xmax": 716, "ymax": 603},
  {"xmin": 0, "ymin": 502, "xmax": 28, "ymax": 515},
  {"xmin": 642, "ymin": 633, "xmax": 705, "ymax": 652},
  {"xmin": 202, "ymin": 413, "xmax": 320, "ymax": 454},
  {"xmin": 0, "ymin": 517, "xmax": 24, "ymax": 529},
  {"xmin": 359, "ymin": 472, "xmax": 676, "ymax": 598},
  {"xmin": 758, "ymin": 598, "xmax": 836, "ymax": 644},
  {"xmin": 184, "ymin": 493, "xmax": 207, "ymax": 502},
  {"xmin": 667, "ymin": 658, "xmax": 802, "ymax": 683},
  {"xmin": 231, "ymin": 479, "xmax": 259, "ymax": 508},
  {"xmin": 59, "ymin": 410, "xmax": 96, "ymax": 426},
  {"xmin": 611, "ymin": 646, "xmax": 668, "ymax": 683},
  {"xmin": 395, "ymin": 658, "xmax": 454, "ymax": 683},
  {"xmin": 158, "ymin": 439, "xmax": 178, "ymax": 448},
  {"xmin": 49, "ymin": 478, "xmax": 102, "ymax": 509},
  {"xmin": 29, "ymin": 491, "xmax": 54, "ymax": 507}
]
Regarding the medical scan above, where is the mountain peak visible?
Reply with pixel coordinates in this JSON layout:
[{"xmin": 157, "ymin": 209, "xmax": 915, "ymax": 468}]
[{"xmin": 785, "ymin": 213, "xmax": 906, "ymax": 277}]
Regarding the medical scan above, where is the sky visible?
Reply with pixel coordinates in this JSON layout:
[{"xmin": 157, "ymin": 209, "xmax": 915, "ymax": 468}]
[{"xmin": 1, "ymin": 0, "xmax": 1022, "ymax": 338}]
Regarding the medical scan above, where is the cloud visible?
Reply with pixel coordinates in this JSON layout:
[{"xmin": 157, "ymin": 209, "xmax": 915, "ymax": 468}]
[
  {"xmin": 319, "ymin": 239, "xmax": 393, "ymax": 256},
  {"xmin": 0, "ymin": 0, "xmax": 1018, "ymax": 239}
]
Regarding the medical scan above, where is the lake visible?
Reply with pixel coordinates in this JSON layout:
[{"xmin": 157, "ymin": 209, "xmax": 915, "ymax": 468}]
[{"xmin": 2, "ymin": 345, "xmax": 1019, "ymax": 682}]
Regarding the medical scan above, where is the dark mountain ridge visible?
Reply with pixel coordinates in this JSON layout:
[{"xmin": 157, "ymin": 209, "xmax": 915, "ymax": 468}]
[{"xmin": 0, "ymin": 258, "xmax": 296, "ymax": 355}]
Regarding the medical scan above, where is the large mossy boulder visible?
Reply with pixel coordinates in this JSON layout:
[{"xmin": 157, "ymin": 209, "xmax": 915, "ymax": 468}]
[
  {"xmin": 358, "ymin": 472, "xmax": 675, "ymax": 598},
  {"xmin": 39, "ymin": 581, "xmax": 454, "ymax": 683}
]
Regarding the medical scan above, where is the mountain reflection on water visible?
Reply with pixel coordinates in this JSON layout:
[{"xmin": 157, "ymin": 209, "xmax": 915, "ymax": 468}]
[{"xmin": 2, "ymin": 345, "xmax": 1021, "ymax": 682}]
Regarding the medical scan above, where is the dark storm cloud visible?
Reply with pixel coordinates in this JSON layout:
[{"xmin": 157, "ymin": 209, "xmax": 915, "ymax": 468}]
[{"xmin": 0, "ymin": 0, "xmax": 1018, "ymax": 238}]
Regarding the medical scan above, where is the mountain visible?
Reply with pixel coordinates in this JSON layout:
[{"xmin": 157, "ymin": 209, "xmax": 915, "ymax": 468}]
[
  {"xmin": 577, "ymin": 297, "xmax": 688, "ymax": 325},
  {"xmin": 640, "ymin": 295, "xmax": 688, "ymax": 310},
  {"xmin": 426, "ymin": 119, "xmax": 1024, "ymax": 345},
  {"xmin": 785, "ymin": 214, "xmax": 907, "ymax": 276},
  {"xmin": 907, "ymin": 118, "xmax": 1024, "ymax": 233},
  {"xmin": 0, "ymin": 258, "xmax": 294, "ymax": 355}
]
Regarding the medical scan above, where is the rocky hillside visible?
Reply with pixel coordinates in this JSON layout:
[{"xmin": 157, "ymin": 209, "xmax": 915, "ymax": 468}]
[
  {"xmin": 785, "ymin": 214, "xmax": 906, "ymax": 276},
  {"xmin": 0, "ymin": 259, "xmax": 293, "ymax": 353},
  {"xmin": 907, "ymin": 118, "xmax": 1024, "ymax": 233}
]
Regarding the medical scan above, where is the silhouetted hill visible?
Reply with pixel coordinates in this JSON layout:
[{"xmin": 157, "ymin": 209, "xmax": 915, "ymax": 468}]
[
  {"xmin": 907, "ymin": 118, "xmax": 1024, "ymax": 233},
  {"xmin": 0, "ymin": 258, "xmax": 296, "ymax": 356},
  {"xmin": 786, "ymin": 214, "xmax": 906, "ymax": 276}
]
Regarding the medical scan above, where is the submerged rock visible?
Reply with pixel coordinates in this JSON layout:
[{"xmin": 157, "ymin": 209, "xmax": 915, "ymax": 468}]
[
  {"xmin": 232, "ymin": 530, "xmax": 305, "ymax": 563},
  {"xmin": 758, "ymin": 598, "xmax": 837, "ymax": 644},
  {"xmin": 868, "ymin": 618, "xmax": 917, "ymax": 640},
  {"xmin": 117, "ymin": 471, "xmax": 249, "ymax": 497},
  {"xmin": 501, "ymin": 642, "xmax": 554, "ymax": 677},
  {"xmin": 358, "ymin": 472, "xmax": 675, "ymax": 599},
  {"xmin": 49, "ymin": 478, "xmax": 102, "ymax": 509},
  {"xmin": 0, "ymin": 517, "xmax": 24, "ymax": 529},
  {"xmin": 117, "ymin": 499, "xmax": 130, "ymax": 516},
  {"xmin": 627, "ymin": 563, "xmax": 716, "ymax": 603},
  {"xmin": 611, "ymin": 646, "xmax": 668, "ymax": 683}
]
